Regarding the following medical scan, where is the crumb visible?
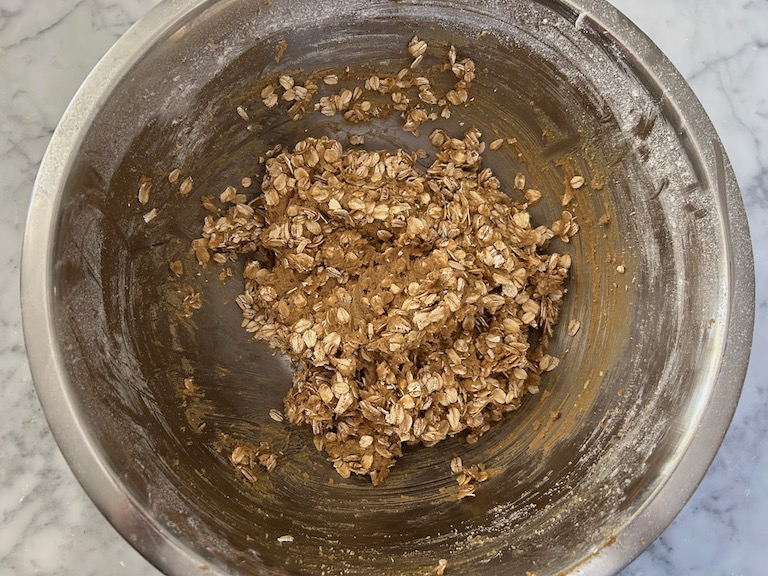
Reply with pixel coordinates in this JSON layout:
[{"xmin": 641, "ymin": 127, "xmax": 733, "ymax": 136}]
[
  {"xmin": 143, "ymin": 208, "xmax": 157, "ymax": 223},
  {"xmin": 181, "ymin": 285, "xmax": 202, "ymax": 316},
  {"xmin": 137, "ymin": 176, "xmax": 151, "ymax": 205},
  {"xmin": 274, "ymin": 39, "xmax": 288, "ymax": 63},
  {"xmin": 179, "ymin": 176, "xmax": 193, "ymax": 196},
  {"xmin": 183, "ymin": 377, "xmax": 197, "ymax": 395}
]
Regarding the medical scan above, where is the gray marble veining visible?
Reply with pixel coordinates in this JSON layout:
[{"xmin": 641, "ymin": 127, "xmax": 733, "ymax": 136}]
[{"xmin": 1, "ymin": 0, "xmax": 765, "ymax": 574}]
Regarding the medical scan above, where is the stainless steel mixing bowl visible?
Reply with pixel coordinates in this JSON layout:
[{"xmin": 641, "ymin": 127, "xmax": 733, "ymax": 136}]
[{"xmin": 22, "ymin": 0, "xmax": 755, "ymax": 574}]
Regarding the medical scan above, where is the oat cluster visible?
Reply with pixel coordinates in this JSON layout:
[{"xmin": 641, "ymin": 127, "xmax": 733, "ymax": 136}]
[
  {"xmin": 252, "ymin": 37, "xmax": 475, "ymax": 135},
  {"xmin": 186, "ymin": 34, "xmax": 578, "ymax": 486},
  {"xmin": 230, "ymin": 442, "xmax": 278, "ymax": 482},
  {"xmin": 450, "ymin": 456, "xmax": 489, "ymax": 500},
  {"xmin": 196, "ymin": 127, "xmax": 573, "ymax": 483}
]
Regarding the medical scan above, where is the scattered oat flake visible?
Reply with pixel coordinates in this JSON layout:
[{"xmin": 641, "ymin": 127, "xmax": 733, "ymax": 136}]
[
  {"xmin": 562, "ymin": 187, "xmax": 574, "ymax": 206},
  {"xmin": 514, "ymin": 172, "xmax": 526, "ymax": 190},
  {"xmin": 567, "ymin": 319, "xmax": 581, "ymax": 336},
  {"xmin": 277, "ymin": 535, "xmax": 294, "ymax": 543},
  {"xmin": 143, "ymin": 208, "xmax": 157, "ymax": 223},
  {"xmin": 537, "ymin": 354, "xmax": 558, "ymax": 373},
  {"xmin": 170, "ymin": 260, "xmax": 183, "ymax": 276},
  {"xmin": 323, "ymin": 74, "xmax": 339, "ymax": 85},
  {"xmin": 435, "ymin": 559, "xmax": 448, "ymax": 575},
  {"xmin": 241, "ymin": 177, "xmax": 253, "ymax": 188},
  {"xmin": 137, "ymin": 176, "xmax": 152, "ymax": 205},
  {"xmin": 525, "ymin": 189, "xmax": 542, "ymax": 204},
  {"xmin": 263, "ymin": 93, "xmax": 278, "ymax": 108},
  {"xmin": 260, "ymin": 84, "xmax": 275, "ymax": 99},
  {"xmin": 489, "ymin": 138, "xmax": 504, "ymax": 150},
  {"xmin": 179, "ymin": 176, "xmax": 193, "ymax": 196},
  {"xmin": 168, "ymin": 168, "xmax": 181, "ymax": 184},
  {"xmin": 220, "ymin": 185, "xmax": 237, "ymax": 203},
  {"xmin": 269, "ymin": 408, "xmax": 284, "ymax": 422},
  {"xmin": 236, "ymin": 105, "xmax": 250, "ymax": 121},
  {"xmin": 616, "ymin": 264, "xmax": 626, "ymax": 274},
  {"xmin": 570, "ymin": 175, "xmax": 585, "ymax": 189},
  {"xmin": 551, "ymin": 210, "xmax": 579, "ymax": 242},
  {"xmin": 407, "ymin": 36, "xmax": 428, "ymax": 58},
  {"xmin": 200, "ymin": 195, "xmax": 218, "ymax": 213},
  {"xmin": 407, "ymin": 36, "xmax": 427, "ymax": 56}
]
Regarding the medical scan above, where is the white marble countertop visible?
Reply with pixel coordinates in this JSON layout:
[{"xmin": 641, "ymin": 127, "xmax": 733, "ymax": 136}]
[{"xmin": 1, "ymin": 1, "xmax": 766, "ymax": 574}]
